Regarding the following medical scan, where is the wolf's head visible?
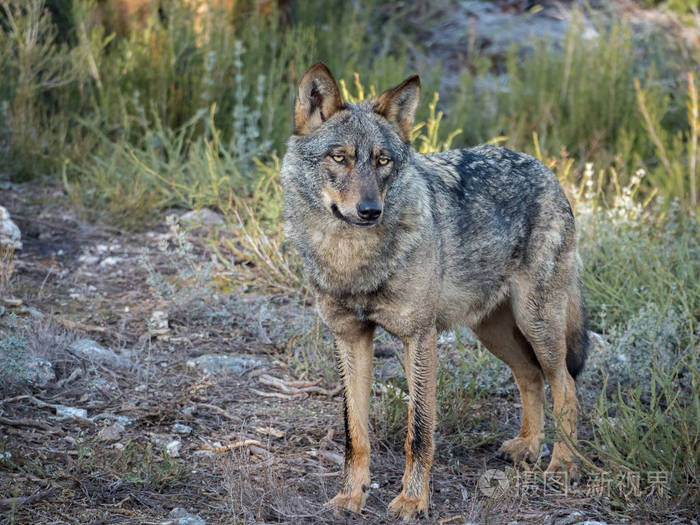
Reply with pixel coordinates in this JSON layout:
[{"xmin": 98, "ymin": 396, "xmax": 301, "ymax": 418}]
[{"xmin": 282, "ymin": 63, "xmax": 420, "ymax": 228}]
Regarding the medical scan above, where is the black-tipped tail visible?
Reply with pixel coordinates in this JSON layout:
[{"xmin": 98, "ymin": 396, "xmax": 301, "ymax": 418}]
[{"xmin": 566, "ymin": 298, "xmax": 590, "ymax": 380}]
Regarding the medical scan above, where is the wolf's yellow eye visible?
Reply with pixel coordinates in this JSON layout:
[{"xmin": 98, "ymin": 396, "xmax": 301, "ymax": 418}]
[
  {"xmin": 331, "ymin": 154, "xmax": 345, "ymax": 163},
  {"xmin": 377, "ymin": 156, "xmax": 391, "ymax": 166}
]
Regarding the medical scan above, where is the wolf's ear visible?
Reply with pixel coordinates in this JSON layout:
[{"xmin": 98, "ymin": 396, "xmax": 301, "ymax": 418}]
[
  {"xmin": 374, "ymin": 75, "xmax": 421, "ymax": 142},
  {"xmin": 294, "ymin": 62, "xmax": 344, "ymax": 136}
]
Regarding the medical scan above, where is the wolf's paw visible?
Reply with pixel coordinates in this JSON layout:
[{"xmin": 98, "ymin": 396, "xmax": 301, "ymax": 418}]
[
  {"xmin": 328, "ymin": 489, "xmax": 366, "ymax": 515},
  {"xmin": 499, "ymin": 436, "xmax": 541, "ymax": 464},
  {"xmin": 546, "ymin": 454, "xmax": 580, "ymax": 480},
  {"xmin": 388, "ymin": 492, "xmax": 428, "ymax": 521}
]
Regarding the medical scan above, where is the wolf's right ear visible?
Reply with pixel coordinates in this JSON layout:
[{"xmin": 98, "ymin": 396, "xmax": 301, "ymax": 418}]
[
  {"xmin": 374, "ymin": 75, "xmax": 420, "ymax": 142},
  {"xmin": 294, "ymin": 63, "xmax": 344, "ymax": 136}
]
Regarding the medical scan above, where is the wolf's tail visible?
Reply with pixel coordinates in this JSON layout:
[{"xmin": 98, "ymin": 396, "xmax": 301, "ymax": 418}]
[{"xmin": 565, "ymin": 280, "xmax": 590, "ymax": 380}]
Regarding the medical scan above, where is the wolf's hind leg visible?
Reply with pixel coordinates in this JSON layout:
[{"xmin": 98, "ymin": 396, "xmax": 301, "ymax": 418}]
[
  {"xmin": 325, "ymin": 316, "xmax": 375, "ymax": 514},
  {"xmin": 511, "ymin": 283, "xmax": 580, "ymax": 477},
  {"xmin": 473, "ymin": 303, "xmax": 545, "ymax": 463}
]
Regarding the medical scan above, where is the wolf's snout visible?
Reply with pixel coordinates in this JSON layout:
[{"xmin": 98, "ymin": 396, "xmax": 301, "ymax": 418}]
[{"xmin": 357, "ymin": 200, "xmax": 382, "ymax": 222}]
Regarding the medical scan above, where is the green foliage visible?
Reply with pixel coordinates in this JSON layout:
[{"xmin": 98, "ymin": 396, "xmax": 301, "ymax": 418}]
[
  {"xmin": 0, "ymin": 0, "xmax": 438, "ymax": 181},
  {"xmin": 589, "ymin": 354, "xmax": 698, "ymax": 497},
  {"xmin": 579, "ymin": 202, "xmax": 698, "ymax": 348},
  {"xmin": 1, "ymin": 1, "xmax": 697, "ymax": 210},
  {"xmin": 76, "ymin": 438, "xmax": 190, "ymax": 490},
  {"xmin": 446, "ymin": 14, "xmax": 698, "ymax": 207},
  {"xmin": 639, "ymin": 0, "xmax": 699, "ymax": 15},
  {"xmin": 0, "ymin": 0, "xmax": 78, "ymax": 178}
]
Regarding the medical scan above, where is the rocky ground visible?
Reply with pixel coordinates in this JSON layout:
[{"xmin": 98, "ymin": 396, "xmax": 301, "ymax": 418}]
[
  {"xmin": 1, "ymin": 176, "xmax": 692, "ymax": 525},
  {"xmin": 0, "ymin": 0, "xmax": 698, "ymax": 523}
]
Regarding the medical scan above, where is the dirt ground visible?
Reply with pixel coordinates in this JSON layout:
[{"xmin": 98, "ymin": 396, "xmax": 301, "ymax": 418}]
[{"xmin": 0, "ymin": 181, "xmax": 693, "ymax": 524}]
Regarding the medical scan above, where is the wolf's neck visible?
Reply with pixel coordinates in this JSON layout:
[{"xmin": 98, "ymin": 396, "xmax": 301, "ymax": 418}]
[{"xmin": 295, "ymin": 199, "xmax": 427, "ymax": 297}]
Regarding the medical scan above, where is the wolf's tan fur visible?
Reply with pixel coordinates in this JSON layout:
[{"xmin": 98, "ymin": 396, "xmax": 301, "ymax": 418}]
[{"xmin": 281, "ymin": 63, "xmax": 589, "ymax": 520}]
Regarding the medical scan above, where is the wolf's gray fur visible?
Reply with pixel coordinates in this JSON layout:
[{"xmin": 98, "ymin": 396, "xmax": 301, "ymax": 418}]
[{"xmin": 281, "ymin": 63, "xmax": 589, "ymax": 520}]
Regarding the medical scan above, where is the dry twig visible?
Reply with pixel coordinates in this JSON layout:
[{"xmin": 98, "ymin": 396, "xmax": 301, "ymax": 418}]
[
  {"xmin": 54, "ymin": 317, "xmax": 107, "ymax": 334},
  {"xmin": 195, "ymin": 403, "xmax": 241, "ymax": 422},
  {"xmin": 201, "ymin": 439, "xmax": 269, "ymax": 457},
  {"xmin": 0, "ymin": 488, "xmax": 56, "ymax": 510},
  {"xmin": 257, "ymin": 374, "xmax": 341, "ymax": 397},
  {"xmin": 0, "ymin": 415, "xmax": 51, "ymax": 431}
]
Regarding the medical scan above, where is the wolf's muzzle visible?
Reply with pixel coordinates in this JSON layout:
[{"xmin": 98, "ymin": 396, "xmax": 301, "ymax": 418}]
[{"xmin": 356, "ymin": 200, "xmax": 382, "ymax": 222}]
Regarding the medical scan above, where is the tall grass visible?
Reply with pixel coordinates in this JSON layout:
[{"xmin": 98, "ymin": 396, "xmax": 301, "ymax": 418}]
[
  {"xmin": 2, "ymin": 1, "xmax": 697, "ymax": 516},
  {"xmin": 1, "ymin": 1, "xmax": 697, "ymax": 214},
  {"xmin": 445, "ymin": 14, "xmax": 698, "ymax": 208}
]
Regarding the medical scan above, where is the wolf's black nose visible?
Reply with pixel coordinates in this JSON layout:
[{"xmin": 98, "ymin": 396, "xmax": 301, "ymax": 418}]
[{"xmin": 357, "ymin": 201, "xmax": 382, "ymax": 221}]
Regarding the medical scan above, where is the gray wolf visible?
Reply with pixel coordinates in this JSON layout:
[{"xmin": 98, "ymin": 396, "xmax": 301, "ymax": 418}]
[{"xmin": 280, "ymin": 63, "xmax": 589, "ymax": 520}]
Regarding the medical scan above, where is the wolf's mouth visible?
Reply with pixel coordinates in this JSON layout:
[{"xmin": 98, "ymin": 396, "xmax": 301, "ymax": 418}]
[{"xmin": 330, "ymin": 204, "xmax": 380, "ymax": 227}]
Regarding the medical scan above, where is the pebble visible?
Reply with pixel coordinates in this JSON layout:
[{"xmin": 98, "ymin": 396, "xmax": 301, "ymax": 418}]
[
  {"xmin": 69, "ymin": 338, "xmax": 132, "ymax": 369},
  {"xmin": 186, "ymin": 354, "xmax": 263, "ymax": 375},
  {"xmin": 97, "ymin": 424, "xmax": 122, "ymax": 442},
  {"xmin": 166, "ymin": 439, "xmax": 182, "ymax": 457},
  {"xmin": 172, "ymin": 423, "xmax": 192, "ymax": 435},
  {"xmin": 163, "ymin": 507, "xmax": 206, "ymax": 525},
  {"xmin": 180, "ymin": 208, "xmax": 224, "ymax": 226}
]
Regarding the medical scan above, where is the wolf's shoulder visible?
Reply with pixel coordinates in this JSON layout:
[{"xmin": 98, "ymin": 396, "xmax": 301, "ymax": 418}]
[
  {"xmin": 415, "ymin": 145, "xmax": 562, "ymax": 210},
  {"xmin": 417, "ymin": 145, "xmax": 550, "ymax": 181}
]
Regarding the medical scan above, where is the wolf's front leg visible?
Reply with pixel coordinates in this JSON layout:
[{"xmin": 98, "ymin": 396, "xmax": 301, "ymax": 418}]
[
  {"xmin": 389, "ymin": 326, "xmax": 438, "ymax": 521},
  {"xmin": 327, "ymin": 320, "xmax": 375, "ymax": 514}
]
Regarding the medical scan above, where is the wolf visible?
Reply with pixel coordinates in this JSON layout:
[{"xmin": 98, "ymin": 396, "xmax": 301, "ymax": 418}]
[{"xmin": 280, "ymin": 63, "xmax": 589, "ymax": 520}]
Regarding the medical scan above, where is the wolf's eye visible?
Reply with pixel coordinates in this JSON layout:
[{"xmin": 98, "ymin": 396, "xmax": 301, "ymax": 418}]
[
  {"xmin": 331, "ymin": 154, "xmax": 345, "ymax": 164},
  {"xmin": 377, "ymin": 156, "xmax": 391, "ymax": 166}
]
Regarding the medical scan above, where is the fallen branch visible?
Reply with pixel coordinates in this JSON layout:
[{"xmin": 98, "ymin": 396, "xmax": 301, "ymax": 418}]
[
  {"xmin": 257, "ymin": 374, "xmax": 342, "ymax": 397},
  {"xmin": 317, "ymin": 449, "xmax": 343, "ymax": 465},
  {"xmin": 55, "ymin": 368, "xmax": 83, "ymax": 388},
  {"xmin": 201, "ymin": 439, "xmax": 266, "ymax": 454},
  {"xmin": 0, "ymin": 488, "xmax": 56, "ymax": 510},
  {"xmin": 54, "ymin": 317, "xmax": 107, "ymax": 334},
  {"xmin": 26, "ymin": 396, "xmax": 95, "ymax": 426},
  {"xmin": 0, "ymin": 395, "xmax": 31, "ymax": 405},
  {"xmin": 251, "ymin": 388, "xmax": 301, "ymax": 400},
  {"xmin": 438, "ymin": 516, "xmax": 465, "ymax": 525},
  {"xmin": 0, "ymin": 415, "xmax": 51, "ymax": 431},
  {"xmin": 195, "ymin": 403, "xmax": 241, "ymax": 422},
  {"xmin": 254, "ymin": 426, "xmax": 285, "ymax": 439}
]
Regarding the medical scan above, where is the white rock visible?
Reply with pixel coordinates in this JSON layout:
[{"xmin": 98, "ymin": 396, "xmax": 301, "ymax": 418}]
[
  {"xmin": 163, "ymin": 507, "xmax": 206, "ymax": 525},
  {"xmin": 55, "ymin": 405, "xmax": 88, "ymax": 419},
  {"xmin": 150, "ymin": 310, "xmax": 170, "ymax": 337},
  {"xmin": 78, "ymin": 254, "xmax": 100, "ymax": 265},
  {"xmin": 92, "ymin": 413, "xmax": 135, "ymax": 427},
  {"xmin": 166, "ymin": 439, "xmax": 182, "ymax": 457},
  {"xmin": 99, "ymin": 256, "xmax": 122, "ymax": 267},
  {"xmin": 98, "ymin": 424, "xmax": 122, "ymax": 442},
  {"xmin": 21, "ymin": 356, "xmax": 55, "ymax": 387},
  {"xmin": 0, "ymin": 205, "xmax": 21, "ymax": 250},
  {"xmin": 172, "ymin": 423, "xmax": 192, "ymax": 435},
  {"xmin": 180, "ymin": 208, "xmax": 224, "ymax": 226},
  {"xmin": 69, "ymin": 339, "xmax": 132, "ymax": 369},
  {"xmin": 588, "ymin": 331, "xmax": 607, "ymax": 351},
  {"xmin": 186, "ymin": 354, "xmax": 263, "ymax": 375}
]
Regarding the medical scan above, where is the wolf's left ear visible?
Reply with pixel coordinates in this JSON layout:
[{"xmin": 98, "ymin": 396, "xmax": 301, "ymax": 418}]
[
  {"xmin": 374, "ymin": 75, "xmax": 421, "ymax": 142},
  {"xmin": 294, "ymin": 62, "xmax": 344, "ymax": 136}
]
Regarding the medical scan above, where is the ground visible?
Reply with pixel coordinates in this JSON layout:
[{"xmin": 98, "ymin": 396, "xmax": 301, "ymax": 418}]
[{"xmin": 0, "ymin": 181, "xmax": 691, "ymax": 524}]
